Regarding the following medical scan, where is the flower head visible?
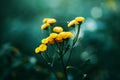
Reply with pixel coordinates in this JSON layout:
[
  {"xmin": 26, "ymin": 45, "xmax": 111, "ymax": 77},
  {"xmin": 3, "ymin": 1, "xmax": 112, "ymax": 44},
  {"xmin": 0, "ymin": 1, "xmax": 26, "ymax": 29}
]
[
  {"xmin": 39, "ymin": 44, "xmax": 47, "ymax": 52},
  {"xmin": 75, "ymin": 17, "xmax": 85, "ymax": 23},
  {"xmin": 35, "ymin": 47, "xmax": 41, "ymax": 54},
  {"xmin": 41, "ymin": 23, "xmax": 50, "ymax": 30},
  {"xmin": 59, "ymin": 32, "xmax": 73, "ymax": 39},
  {"xmin": 53, "ymin": 26, "xmax": 63, "ymax": 33},
  {"xmin": 43, "ymin": 18, "xmax": 50, "ymax": 23},
  {"xmin": 68, "ymin": 20, "xmax": 79, "ymax": 27},
  {"xmin": 66, "ymin": 32, "xmax": 73, "ymax": 38},
  {"xmin": 47, "ymin": 18, "xmax": 56, "ymax": 24},
  {"xmin": 59, "ymin": 32, "xmax": 67, "ymax": 39},
  {"xmin": 49, "ymin": 33, "xmax": 58, "ymax": 39},
  {"xmin": 47, "ymin": 37, "xmax": 55, "ymax": 44},
  {"xmin": 54, "ymin": 34, "xmax": 63, "ymax": 42},
  {"xmin": 55, "ymin": 37, "xmax": 63, "ymax": 42},
  {"xmin": 41, "ymin": 38, "xmax": 48, "ymax": 44}
]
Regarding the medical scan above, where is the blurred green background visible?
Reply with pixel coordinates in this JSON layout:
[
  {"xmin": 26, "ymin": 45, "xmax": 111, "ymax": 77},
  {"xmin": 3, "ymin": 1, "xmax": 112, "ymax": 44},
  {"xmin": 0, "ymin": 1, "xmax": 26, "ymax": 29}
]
[{"xmin": 0, "ymin": 0, "xmax": 120, "ymax": 80}]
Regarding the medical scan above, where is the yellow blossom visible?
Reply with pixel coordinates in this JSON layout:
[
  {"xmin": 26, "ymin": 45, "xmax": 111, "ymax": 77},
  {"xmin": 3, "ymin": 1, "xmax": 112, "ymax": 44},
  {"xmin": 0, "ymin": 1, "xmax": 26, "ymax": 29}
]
[
  {"xmin": 41, "ymin": 38, "xmax": 48, "ymax": 44},
  {"xmin": 59, "ymin": 32, "xmax": 73, "ymax": 39},
  {"xmin": 41, "ymin": 23, "xmax": 50, "ymax": 30},
  {"xmin": 47, "ymin": 18, "xmax": 56, "ymax": 24},
  {"xmin": 75, "ymin": 17, "xmax": 85, "ymax": 23},
  {"xmin": 49, "ymin": 33, "xmax": 58, "ymax": 39},
  {"xmin": 47, "ymin": 37, "xmax": 55, "ymax": 44},
  {"xmin": 35, "ymin": 47, "xmax": 41, "ymax": 54},
  {"xmin": 55, "ymin": 35, "xmax": 63, "ymax": 42},
  {"xmin": 39, "ymin": 44, "xmax": 47, "ymax": 52},
  {"xmin": 55, "ymin": 38, "xmax": 63, "ymax": 42},
  {"xmin": 43, "ymin": 18, "xmax": 50, "ymax": 23},
  {"xmin": 59, "ymin": 32, "xmax": 66, "ymax": 38},
  {"xmin": 68, "ymin": 20, "xmax": 79, "ymax": 27},
  {"xmin": 53, "ymin": 26, "xmax": 63, "ymax": 33},
  {"xmin": 66, "ymin": 32, "xmax": 73, "ymax": 38}
]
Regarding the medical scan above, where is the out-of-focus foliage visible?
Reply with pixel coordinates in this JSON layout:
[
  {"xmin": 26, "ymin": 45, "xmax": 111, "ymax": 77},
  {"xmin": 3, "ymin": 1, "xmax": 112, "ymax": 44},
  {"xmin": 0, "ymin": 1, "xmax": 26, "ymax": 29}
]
[{"xmin": 0, "ymin": 0, "xmax": 120, "ymax": 80}]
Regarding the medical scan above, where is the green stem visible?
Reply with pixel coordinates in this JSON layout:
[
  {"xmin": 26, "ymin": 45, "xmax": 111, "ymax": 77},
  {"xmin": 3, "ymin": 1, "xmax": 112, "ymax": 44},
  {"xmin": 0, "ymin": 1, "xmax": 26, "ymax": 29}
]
[
  {"xmin": 45, "ymin": 52, "xmax": 52, "ymax": 66},
  {"xmin": 40, "ymin": 53, "xmax": 59, "ymax": 80},
  {"xmin": 59, "ymin": 50, "xmax": 68, "ymax": 80},
  {"xmin": 40, "ymin": 54, "xmax": 49, "ymax": 65},
  {"xmin": 65, "ymin": 48, "xmax": 72, "ymax": 66},
  {"xmin": 73, "ymin": 24, "xmax": 81, "ymax": 46},
  {"xmin": 66, "ymin": 24, "xmax": 81, "ymax": 66}
]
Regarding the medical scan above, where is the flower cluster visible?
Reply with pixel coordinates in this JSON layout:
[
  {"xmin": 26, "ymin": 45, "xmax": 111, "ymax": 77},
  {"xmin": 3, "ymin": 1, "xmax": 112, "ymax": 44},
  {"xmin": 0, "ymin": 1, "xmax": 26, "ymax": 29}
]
[
  {"xmin": 68, "ymin": 17, "xmax": 85, "ymax": 27},
  {"xmin": 35, "ymin": 17, "xmax": 85, "ymax": 54},
  {"xmin": 35, "ymin": 26, "xmax": 73, "ymax": 53},
  {"xmin": 35, "ymin": 44, "xmax": 47, "ymax": 54},
  {"xmin": 35, "ymin": 16, "xmax": 85, "ymax": 80},
  {"xmin": 41, "ymin": 18, "xmax": 56, "ymax": 30}
]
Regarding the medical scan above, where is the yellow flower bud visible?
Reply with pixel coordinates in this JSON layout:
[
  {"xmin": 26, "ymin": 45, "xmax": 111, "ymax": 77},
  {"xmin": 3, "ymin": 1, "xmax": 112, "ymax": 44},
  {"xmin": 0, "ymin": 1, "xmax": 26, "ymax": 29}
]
[
  {"xmin": 41, "ymin": 23, "xmax": 50, "ymax": 30},
  {"xmin": 55, "ymin": 38, "xmax": 63, "ymax": 42},
  {"xmin": 43, "ymin": 18, "xmax": 50, "ymax": 23},
  {"xmin": 68, "ymin": 20, "xmax": 78, "ymax": 27},
  {"xmin": 59, "ymin": 32, "xmax": 66, "ymax": 39},
  {"xmin": 39, "ymin": 44, "xmax": 47, "ymax": 52},
  {"xmin": 49, "ymin": 33, "xmax": 58, "ymax": 39},
  {"xmin": 47, "ymin": 19, "xmax": 56, "ymax": 24},
  {"xmin": 66, "ymin": 32, "xmax": 73, "ymax": 38},
  {"xmin": 55, "ymin": 35, "xmax": 63, "ymax": 42},
  {"xmin": 59, "ymin": 32, "xmax": 73, "ymax": 39},
  {"xmin": 75, "ymin": 17, "xmax": 85, "ymax": 23},
  {"xmin": 41, "ymin": 38, "xmax": 48, "ymax": 44},
  {"xmin": 53, "ymin": 26, "xmax": 63, "ymax": 33},
  {"xmin": 47, "ymin": 37, "xmax": 55, "ymax": 44},
  {"xmin": 35, "ymin": 47, "xmax": 41, "ymax": 54}
]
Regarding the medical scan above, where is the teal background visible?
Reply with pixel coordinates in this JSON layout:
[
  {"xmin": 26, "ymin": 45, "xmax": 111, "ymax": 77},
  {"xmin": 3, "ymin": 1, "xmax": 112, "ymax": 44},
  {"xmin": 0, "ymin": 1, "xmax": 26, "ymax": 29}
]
[{"xmin": 0, "ymin": 0, "xmax": 120, "ymax": 80}]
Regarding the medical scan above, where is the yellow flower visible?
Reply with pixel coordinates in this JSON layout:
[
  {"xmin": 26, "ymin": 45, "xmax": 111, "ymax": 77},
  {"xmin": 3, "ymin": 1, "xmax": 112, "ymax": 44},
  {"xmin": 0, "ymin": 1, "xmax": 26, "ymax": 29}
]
[
  {"xmin": 49, "ymin": 33, "xmax": 58, "ymax": 39},
  {"xmin": 47, "ymin": 37, "xmax": 55, "ymax": 44},
  {"xmin": 39, "ymin": 44, "xmax": 47, "ymax": 52},
  {"xmin": 47, "ymin": 18, "xmax": 56, "ymax": 24},
  {"xmin": 41, "ymin": 23, "xmax": 50, "ymax": 30},
  {"xmin": 75, "ymin": 17, "xmax": 85, "ymax": 23},
  {"xmin": 66, "ymin": 32, "xmax": 73, "ymax": 38},
  {"xmin": 53, "ymin": 26, "xmax": 63, "ymax": 33},
  {"xmin": 59, "ymin": 32, "xmax": 73, "ymax": 39},
  {"xmin": 35, "ymin": 47, "xmax": 41, "ymax": 54},
  {"xmin": 43, "ymin": 18, "xmax": 50, "ymax": 23},
  {"xmin": 41, "ymin": 38, "xmax": 48, "ymax": 44},
  {"xmin": 68, "ymin": 20, "xmax": 79, "ymax": 27},
  {"xmin": 55, "ymin": 38, "xmax": 63, "ymax": 42},
  {"xmin": 59, "ymin": 32, "xmax": 66, "ymax": 38},
  {"xmin": 55, "ymin": 35, "xmax": 63, "ymax": 42}
]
